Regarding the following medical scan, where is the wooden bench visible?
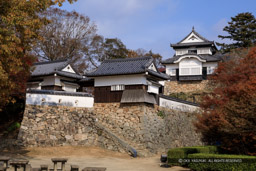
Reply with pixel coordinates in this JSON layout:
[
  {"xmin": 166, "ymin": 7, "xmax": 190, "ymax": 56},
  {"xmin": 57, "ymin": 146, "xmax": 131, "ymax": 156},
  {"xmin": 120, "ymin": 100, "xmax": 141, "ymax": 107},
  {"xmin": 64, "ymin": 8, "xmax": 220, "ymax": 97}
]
[
  {"xmin": 0, "ymin": 156, "xmax": 10, "ymax": 171},
  {"xmin": 40, "ymin": 165, "xmax": 48, "ymax": 171},
  {"xmin": 70, "ymin": 165, "xmax": 79, "ymax": 171},
  {"xmin": 51, "ymin": 158, "xmax": 68, "ymax": 171},
  {"xmin": 82, "ymin": 167, "xmax": 106, "ymax": 171},
  {"xmin": 9, "ymin": 159, "xmax": 29, "ymax": 171}
]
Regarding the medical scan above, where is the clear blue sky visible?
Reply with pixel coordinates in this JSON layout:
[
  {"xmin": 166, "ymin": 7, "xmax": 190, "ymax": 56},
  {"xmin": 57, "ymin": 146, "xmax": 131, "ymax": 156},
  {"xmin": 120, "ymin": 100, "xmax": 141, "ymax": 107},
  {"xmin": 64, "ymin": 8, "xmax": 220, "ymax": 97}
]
[{"xmin": 60, "ymin": 0, "xmax": 256, "ymax": 59}]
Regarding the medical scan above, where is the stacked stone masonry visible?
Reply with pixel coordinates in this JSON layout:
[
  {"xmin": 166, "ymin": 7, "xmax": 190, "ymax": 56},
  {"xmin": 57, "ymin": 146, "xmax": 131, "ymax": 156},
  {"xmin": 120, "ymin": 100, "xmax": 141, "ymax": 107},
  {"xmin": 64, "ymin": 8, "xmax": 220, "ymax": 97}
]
[
  {"xmin": 17, "ymin": 103, "xmax": 203, "ymax": 155},
  {"xmin": 164, "ymin": 80, "xmax": 209, "ymax": 95},
  {"xmin": 18, "ymin": 105, "xmax": 125, "ymax": 153}
]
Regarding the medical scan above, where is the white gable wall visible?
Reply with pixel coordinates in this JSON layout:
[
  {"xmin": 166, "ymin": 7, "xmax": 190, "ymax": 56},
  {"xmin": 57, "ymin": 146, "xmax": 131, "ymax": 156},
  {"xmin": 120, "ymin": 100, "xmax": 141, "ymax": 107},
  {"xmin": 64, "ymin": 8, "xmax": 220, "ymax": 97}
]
[
  {"xmin": 148, "ymin": 63, "xmax": 157, "ymax": 72},
  {"xmin": 94, "ymin": 74, "xmax": 147, "ymax": 87},
  {"xmin": 181, "ymin": 32, "xmax": 204, "ymax": 44},
  {"xmin": 62, "ymin": 65, "xmax": 76, "ymax": 73}
]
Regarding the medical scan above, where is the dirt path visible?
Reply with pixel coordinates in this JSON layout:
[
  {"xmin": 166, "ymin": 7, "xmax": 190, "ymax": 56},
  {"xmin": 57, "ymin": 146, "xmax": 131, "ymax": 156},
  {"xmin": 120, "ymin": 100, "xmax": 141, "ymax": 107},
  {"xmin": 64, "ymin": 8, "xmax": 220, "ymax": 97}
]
[{"xmin": 1, "ymin": 146, "xmax": 190, "ymax": 171}]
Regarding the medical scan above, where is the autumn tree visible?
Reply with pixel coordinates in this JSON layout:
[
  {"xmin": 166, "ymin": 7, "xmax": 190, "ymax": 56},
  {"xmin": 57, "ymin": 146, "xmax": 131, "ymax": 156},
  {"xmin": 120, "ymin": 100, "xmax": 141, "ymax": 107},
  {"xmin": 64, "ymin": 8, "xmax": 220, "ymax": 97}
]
[
  {"xmin": 128, "ymin": 48, "xmax": 163, "ymax": 67},
  {"xmin": 85, "ymin": 37, "xmax": 128, "ymax": 70},
  {"xmin": 195, "ymin": 46, "xmax": 256, "ymax": 155},
  {"xmin": 32, "ymin": 8, "xmax": 97, "ymax": 72},
  {"xmin": 0, "ymin": 0, "xmax": 76, "ymax": 111},
  {"xmin": 104, "ymin": 38, "xmax": 128, "ymax": 59},
  {"xmin": 217, "ymin": 12, "xmax": 256, "ymax": 53},
  {"xmin": 32, "ymin": 8, "xmax": 129, "ymax": 72}
]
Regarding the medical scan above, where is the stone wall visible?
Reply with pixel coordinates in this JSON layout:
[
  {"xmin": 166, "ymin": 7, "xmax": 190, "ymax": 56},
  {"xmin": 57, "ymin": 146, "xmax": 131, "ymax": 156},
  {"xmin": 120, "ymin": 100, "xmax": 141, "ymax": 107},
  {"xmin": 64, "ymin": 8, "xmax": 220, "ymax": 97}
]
[
  {"xmin": 94, "ymin": 103, "xmax": 203, "ymax": 154},
  {"xmin": 18, "ymin": 103, "xmax": 203, "ymax": 156},
  {"xmin": 159, "ymin": 107, "xmax": 203, "ymax": 148},
  {"xmin": 164, "ymin": 80, "xmax": 209, "ymax": 95},
  {"xmin": 18, "ymin": 105, "xmax": 126, "ymax": 153}
]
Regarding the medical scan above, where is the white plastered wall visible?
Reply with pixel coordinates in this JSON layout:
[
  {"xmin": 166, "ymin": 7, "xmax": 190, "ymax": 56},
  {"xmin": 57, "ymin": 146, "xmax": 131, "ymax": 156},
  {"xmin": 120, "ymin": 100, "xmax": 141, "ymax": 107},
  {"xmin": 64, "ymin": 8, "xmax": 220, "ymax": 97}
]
[
  {"xmin": 165, "ymin": 64, "xmax": 179, "ymax": 76},
  {"xmin": 179, "ymin": 58, "xmax": 202, "ymax": 75},
  {"xmin": 27, "ymin": 82, "xmax": 41, "ymax": 90},
  {"xmin": 26, "ymin": 93, "xmax": 94, "ymax": 108},
  {"xmin": 197, "ymin": 47, "xmax": 212, "ymax": 55},
  {"xmin": 203, "ymin": 62, "xmax": 218, "ymax": 74},
  {"xmin": 94, "ymin": 74, "xmax": 147, "ymax": 87},
  {"xmin": 61, "ymin": 82, "xmax": 79, "ymax": 92},
  {"xmin": 159, "ymin": 97, "xmax": 200, "ymax": 112},
  {"xmin": 42, "ymin": 76, "xmax": 61, "ymax": 86}
]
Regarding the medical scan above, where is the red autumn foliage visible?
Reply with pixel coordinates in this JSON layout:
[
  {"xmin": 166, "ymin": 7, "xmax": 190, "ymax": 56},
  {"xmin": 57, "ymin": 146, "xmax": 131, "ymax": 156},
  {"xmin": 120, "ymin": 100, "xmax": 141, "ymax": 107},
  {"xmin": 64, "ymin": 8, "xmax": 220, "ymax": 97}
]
[{"xmin": 195, "ymin": 46, "xmax": 256, "ymax": 155}]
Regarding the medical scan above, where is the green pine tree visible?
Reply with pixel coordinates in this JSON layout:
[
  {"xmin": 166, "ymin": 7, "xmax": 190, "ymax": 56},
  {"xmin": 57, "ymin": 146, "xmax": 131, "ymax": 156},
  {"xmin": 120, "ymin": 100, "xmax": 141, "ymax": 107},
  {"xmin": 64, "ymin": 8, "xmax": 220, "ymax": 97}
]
[{"xmin": 217, "ymin": 12, "xmax": 256, "ymax": 53}]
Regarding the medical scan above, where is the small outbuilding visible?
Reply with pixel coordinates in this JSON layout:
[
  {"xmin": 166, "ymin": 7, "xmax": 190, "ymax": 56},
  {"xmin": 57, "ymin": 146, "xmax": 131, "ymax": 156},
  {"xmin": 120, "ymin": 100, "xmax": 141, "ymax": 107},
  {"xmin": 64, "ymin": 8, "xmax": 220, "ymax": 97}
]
[
  {"xmin": 27, "ymin": 59, "xmax": 83, "ymax": 92},
  {"xmin": 86, "ymin": 56, "xmax": 170, "ymax": 104}
]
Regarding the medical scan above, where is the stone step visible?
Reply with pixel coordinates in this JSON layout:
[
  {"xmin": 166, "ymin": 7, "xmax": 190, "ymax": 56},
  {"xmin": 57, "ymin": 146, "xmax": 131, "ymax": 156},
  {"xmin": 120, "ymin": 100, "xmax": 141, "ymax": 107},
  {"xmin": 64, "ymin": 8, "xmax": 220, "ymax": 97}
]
[
  {"xmin": 95, "ymin": 122, "xmax": 154, "ymax": 157},
  {"xmin": 97, "ymin": 119, "xmax": 155, "ymax": 157}
]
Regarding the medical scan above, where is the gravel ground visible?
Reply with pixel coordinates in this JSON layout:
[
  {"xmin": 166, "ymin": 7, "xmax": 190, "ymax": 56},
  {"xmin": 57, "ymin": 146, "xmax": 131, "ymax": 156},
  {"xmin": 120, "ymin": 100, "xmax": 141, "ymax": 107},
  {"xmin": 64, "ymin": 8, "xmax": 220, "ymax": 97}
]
[{"xmin": 1, "ymin": 146, "xmax": 190, "ymax": 171}]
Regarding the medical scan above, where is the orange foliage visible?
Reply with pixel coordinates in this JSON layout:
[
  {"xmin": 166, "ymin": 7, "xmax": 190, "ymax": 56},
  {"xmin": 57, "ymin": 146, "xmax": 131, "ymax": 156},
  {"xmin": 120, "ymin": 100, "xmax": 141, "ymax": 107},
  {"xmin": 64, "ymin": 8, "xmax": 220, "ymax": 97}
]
[
  {"xmin": 195, "ymin": 47, "xmax": 256, "ymax": 155},
  {"xmin": 0, "ymin": 0, "xmax": 76, "ymax": 111}
]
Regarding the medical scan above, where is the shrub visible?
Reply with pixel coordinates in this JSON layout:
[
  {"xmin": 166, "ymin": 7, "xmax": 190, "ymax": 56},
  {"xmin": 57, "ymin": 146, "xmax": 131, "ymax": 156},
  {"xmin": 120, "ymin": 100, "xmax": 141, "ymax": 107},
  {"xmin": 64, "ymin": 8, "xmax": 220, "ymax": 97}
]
[
  {"xmin": 167, "ymin": 146, "xmax": 218, "ymax": 166},
  {"xmin": 7, "ymin": 122, "xmax": 21, "ymax": 132},
  {"xmin": 167, "ymin": 149, "xmax": 186, "ymax": 166},
  {"xmin": 188, "ymin": 153, "xmax": 256, "ymax": 171},
  {"xmin": 157, "ymin": 110, "xmax": 165, "ymax": 118},
  {"xmin": 207, "ymin": 145, "xmax": 219, "ymax": 154}
]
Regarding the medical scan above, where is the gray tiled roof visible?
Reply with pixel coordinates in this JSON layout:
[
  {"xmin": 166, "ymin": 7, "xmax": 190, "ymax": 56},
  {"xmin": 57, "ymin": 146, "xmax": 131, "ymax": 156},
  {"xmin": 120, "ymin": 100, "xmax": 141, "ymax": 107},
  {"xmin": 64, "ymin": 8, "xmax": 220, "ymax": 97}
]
[
  {"xmin": 171, "ymin": 28, "xmax": 216, "ymax": 49},
  {"xmin": 31, "ymin": 59, "xmax": 82, "ymax": 79},
  {"xmin": 147, "ymin": 69, "xmax": 170, "ymax": 80},
  {"xmin": 159, "ymin": 94, "xmax": 199, "ymax": 106},
  {"xmin": 162, "ymin": 53, "xmax": 223, "ymax": 64},
  {"xmin": 121, "ymin": 89, "xmax": 157, "ymax": 104},
  {"xmin": 86, "ymin": 56, "xmax": 170, "ymax": 80},
  {"xmin": 171, "ymin": 42, "xmax": 215, "ymax": 47},
  {"xmin": 87, "ymin": 56, "xmax": 153, "ymax": 76},
  {"xmin": 56, "ymin": 71, "xmax": 83, "ymax": 79},
  {"xmin": 79, "ymin": 77, "xmax": 93, "ymax": 82}
]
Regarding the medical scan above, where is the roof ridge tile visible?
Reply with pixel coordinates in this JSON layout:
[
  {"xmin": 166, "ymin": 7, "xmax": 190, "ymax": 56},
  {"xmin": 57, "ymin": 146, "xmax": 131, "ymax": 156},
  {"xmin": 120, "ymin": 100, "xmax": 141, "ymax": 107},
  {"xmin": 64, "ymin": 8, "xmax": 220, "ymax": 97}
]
[
  {"xmin": 103, "ymin": 56, "xmax": 152, "ymax": 63},
  {"xmin": 34, "ymin": 59, "xmax": 68, "ymax": 65}
]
